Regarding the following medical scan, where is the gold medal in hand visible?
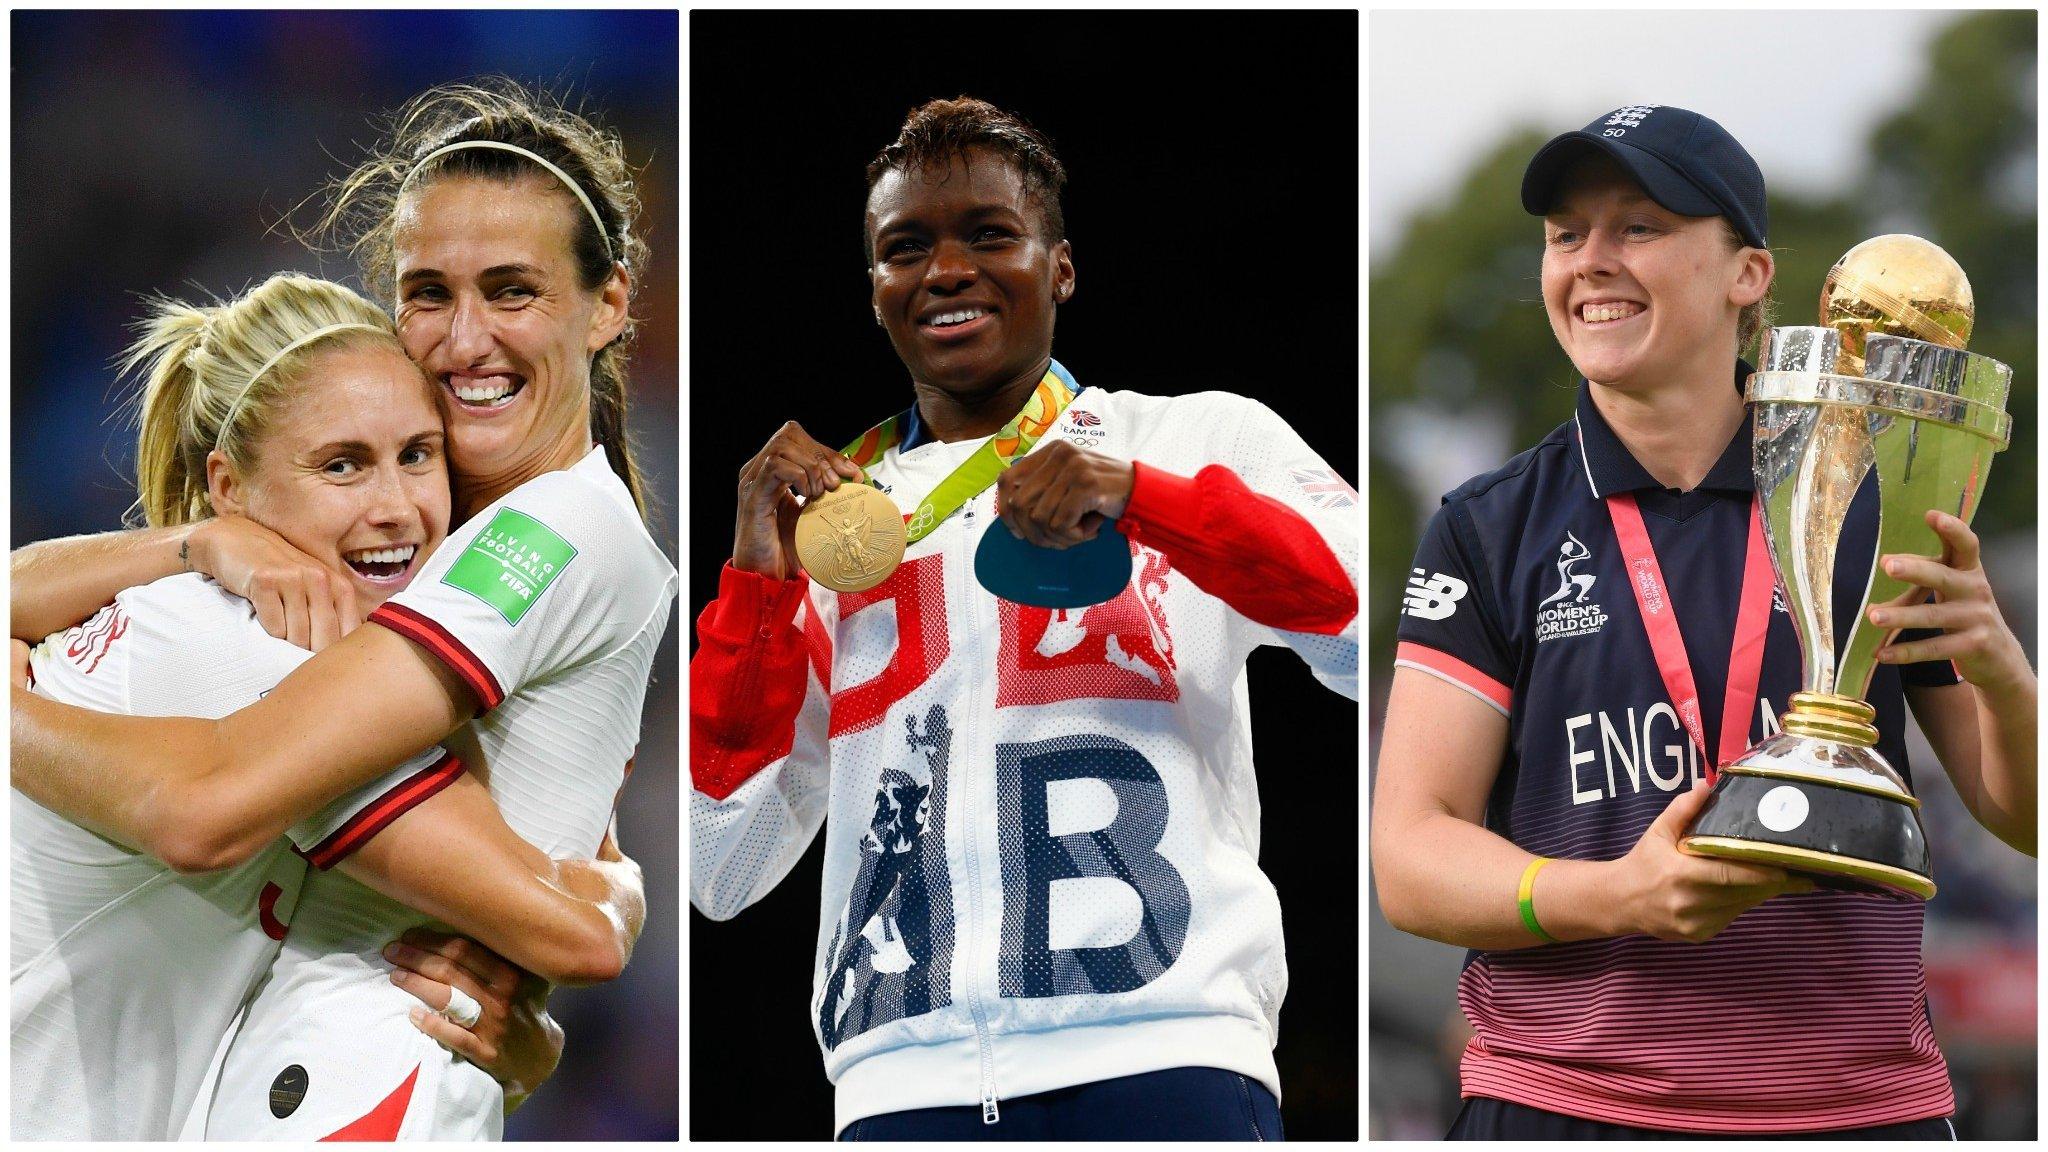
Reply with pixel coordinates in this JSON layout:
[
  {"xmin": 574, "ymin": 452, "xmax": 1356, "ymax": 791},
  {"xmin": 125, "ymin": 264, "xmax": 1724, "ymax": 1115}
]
[{"xmin": 794, "ymin": 482, "xmax": 906, "ymax": 593}]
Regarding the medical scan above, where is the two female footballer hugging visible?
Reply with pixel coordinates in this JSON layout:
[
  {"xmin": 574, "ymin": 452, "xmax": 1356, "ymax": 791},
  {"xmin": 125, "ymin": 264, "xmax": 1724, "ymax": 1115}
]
[{"xmin": 10, "ymin": 78, "xmax": 674, "ymax": 1140}]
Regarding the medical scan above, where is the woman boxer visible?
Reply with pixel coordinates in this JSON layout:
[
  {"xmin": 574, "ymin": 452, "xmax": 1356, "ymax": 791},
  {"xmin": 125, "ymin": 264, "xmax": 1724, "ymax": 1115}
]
[{"xmin": 691, "ymin": 96, "xmax": 1359, "ymax": 1140}]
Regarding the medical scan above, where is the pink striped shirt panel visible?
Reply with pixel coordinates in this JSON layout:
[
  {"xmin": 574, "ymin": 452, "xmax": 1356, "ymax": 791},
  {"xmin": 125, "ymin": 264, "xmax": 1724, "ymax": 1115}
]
[{"xmin": 1457, "ymin": 896, "xmax": 1952, "ymax": 1131}]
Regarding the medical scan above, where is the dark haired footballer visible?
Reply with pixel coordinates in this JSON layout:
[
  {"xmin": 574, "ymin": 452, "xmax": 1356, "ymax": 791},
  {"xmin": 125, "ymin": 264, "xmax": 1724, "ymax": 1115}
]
[{"xmin": 690, "ymin": 97, "xmax": 1359, "ymax": 1141}]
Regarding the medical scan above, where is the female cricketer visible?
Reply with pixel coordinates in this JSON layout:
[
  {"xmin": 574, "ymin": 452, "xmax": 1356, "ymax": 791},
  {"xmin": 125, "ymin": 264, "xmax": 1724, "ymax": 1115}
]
[{"xmin": 1374, "ymin": 104, "xmax": 2035, "ymax": 1140}]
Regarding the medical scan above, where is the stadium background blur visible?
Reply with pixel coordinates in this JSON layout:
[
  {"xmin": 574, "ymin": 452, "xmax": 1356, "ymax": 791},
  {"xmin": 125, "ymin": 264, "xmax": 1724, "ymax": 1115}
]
[
  {"xmin": 1368, "ymin": 10, "xmax": 2037, "ymax": 1140},
  {"xmin": 687, "ymin": 10, "xmax": 1359, "ymax": 1140},
  {"xmin": 10, "ymin": 11, "xmax": 678, "ymax": 1140}
]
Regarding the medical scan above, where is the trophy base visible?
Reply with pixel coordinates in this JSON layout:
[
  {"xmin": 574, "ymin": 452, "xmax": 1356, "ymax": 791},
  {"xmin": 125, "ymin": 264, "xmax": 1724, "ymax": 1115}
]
[{"xmin": 1681, "ymin": 733, "xmax": 1933, "ymax": 901}]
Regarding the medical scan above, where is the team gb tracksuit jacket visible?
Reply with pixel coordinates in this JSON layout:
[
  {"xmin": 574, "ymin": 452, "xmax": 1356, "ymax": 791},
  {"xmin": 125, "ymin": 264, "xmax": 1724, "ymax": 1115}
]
[{"xmin": 690, "ymin": 380, "xmax": 1358, "ymax": 1133}]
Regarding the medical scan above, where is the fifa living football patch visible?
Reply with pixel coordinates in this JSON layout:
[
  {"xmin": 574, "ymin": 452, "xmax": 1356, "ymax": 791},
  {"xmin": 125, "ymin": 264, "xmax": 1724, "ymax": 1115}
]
[{"xmin": 442, "ymin": 508, "xmax": 578, "ymax": 625}]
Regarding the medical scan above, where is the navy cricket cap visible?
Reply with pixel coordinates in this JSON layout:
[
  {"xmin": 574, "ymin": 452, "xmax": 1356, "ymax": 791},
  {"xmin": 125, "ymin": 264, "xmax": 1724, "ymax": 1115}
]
[{"xmin": 1521, "ymin": 104, "xmax": 1767, "ymax": 248}]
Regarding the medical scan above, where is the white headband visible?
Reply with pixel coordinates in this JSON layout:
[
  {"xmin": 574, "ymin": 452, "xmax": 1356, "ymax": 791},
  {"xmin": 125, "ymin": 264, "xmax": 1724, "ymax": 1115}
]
[
  {"xmin": 214, "ymin": 323, "xmax": 387, "ymax": 453},
  {"xmin": 401, "ymin": 140, "xmax": 614, "ymax": 261}
]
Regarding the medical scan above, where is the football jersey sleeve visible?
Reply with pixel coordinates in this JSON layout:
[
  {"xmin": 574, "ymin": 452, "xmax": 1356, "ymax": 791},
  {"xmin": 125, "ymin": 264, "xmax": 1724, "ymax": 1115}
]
[
  {"xmin": 26, "ymin": 601, "xmax": 135, "ymax": 718},
  {"xmin": 370, "ymin": 469, "xmax": 665, "ymax": 712},
  {"xmin": 285, "ymin": 746, "xmax": 465, "ymax": 869},
  {"xmin": 64, "ymin": 577, "xmax": 470, "ymax": 870},
  {"xmin": 1393, "ymin": 500, "xmax": 1516, "ymax": 717}
]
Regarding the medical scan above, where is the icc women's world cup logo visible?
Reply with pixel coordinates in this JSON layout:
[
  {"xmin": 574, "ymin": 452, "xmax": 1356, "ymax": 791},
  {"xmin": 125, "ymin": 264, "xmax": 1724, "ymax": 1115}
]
[{"xmin": 1535, "ymin": 531, "xmax": 1607, "ymax": 643}]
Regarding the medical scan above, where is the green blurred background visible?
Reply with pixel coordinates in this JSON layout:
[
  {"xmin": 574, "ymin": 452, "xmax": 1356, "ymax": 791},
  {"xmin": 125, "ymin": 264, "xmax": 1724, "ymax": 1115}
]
[{"xmin": 1368, "ymin": 10, "xmax": 2036, "ymax": 1139}]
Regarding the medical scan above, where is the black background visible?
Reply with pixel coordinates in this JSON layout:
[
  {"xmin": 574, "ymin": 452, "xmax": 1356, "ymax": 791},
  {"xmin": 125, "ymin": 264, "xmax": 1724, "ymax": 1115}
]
[{"xmin": 688, "ymin": 10, "xmax": 1359, "ymax": 1140}]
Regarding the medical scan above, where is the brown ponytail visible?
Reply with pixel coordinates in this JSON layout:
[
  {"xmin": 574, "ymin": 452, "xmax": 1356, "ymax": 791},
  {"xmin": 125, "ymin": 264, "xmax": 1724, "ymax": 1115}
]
[{"xmin": 588, "ymin": 369, "xmax": 643, "ymax": 517}]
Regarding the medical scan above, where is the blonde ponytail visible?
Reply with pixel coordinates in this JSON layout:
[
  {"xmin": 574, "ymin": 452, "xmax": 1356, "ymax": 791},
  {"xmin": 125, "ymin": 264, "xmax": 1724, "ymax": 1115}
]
[
  {"xmin": 126, "ymin": 303, "xmax": 217, "ymax": 527},
  {"xmin": 120, "ymin": 273, "xmax": 401, "ymax": 528}
]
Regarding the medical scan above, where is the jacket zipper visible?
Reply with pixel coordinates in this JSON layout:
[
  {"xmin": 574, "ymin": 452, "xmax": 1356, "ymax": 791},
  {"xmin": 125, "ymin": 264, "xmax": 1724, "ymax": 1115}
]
[{"xmin": 956, "ymin": 500, "xmax": 999, "ymax": 1124}]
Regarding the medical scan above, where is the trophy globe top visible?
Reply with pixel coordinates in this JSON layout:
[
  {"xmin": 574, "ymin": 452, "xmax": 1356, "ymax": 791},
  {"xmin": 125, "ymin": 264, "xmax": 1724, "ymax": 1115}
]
[{"xmin": 1820, "ymin": 235, "xmax": 1975, "ymax": 373}]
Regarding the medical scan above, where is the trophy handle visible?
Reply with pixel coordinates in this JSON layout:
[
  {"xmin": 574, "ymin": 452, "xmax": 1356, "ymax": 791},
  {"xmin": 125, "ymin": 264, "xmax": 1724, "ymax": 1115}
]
[
  {"xmin": 1835, "ymin": 340, "xmax": 2011, "ymax": 700},
  {"xmin": 1836, "ymin": 412, "xmax": 1999, "ymax": 699}
]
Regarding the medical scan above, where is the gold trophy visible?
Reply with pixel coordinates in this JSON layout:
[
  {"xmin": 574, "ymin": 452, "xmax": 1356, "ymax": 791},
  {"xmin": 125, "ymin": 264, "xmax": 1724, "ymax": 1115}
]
[{"xmin": 1682, "ymin": 236, "xmax": 2012, "ymax": 899}]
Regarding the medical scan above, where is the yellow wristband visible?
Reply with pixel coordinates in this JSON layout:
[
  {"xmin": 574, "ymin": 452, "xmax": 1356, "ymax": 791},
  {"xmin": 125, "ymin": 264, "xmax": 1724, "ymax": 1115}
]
[{"xmin": 1518, "ymin": 857, "xmax": 1557, "ymax": 943}]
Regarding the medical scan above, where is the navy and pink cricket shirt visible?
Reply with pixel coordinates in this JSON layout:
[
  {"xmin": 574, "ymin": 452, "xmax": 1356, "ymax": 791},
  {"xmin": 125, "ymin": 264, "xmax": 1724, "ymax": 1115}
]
[{"xmin": 1392, "ymin": 364, "xmax": 1961, "ymax": 1132}]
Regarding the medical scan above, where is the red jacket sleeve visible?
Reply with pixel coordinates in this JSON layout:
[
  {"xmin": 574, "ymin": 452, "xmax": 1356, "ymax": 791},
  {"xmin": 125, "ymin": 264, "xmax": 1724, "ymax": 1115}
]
[
  {"xmin": 1120, "ymin": 461, "xmax": 1356, "ymax": 636},
  {"xmin": 689, "ymin": 562, "xmax": 814, "ymax": 802}
]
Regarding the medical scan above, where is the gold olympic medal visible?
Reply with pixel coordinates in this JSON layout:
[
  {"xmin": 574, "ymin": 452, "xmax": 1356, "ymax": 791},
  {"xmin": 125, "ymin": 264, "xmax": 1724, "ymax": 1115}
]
[{"xmin": 794, "ymin": 482, "xmax": 907, "ymax": 594}]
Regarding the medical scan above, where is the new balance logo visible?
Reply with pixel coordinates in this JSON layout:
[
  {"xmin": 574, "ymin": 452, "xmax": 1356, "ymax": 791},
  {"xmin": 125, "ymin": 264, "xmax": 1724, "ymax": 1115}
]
[{"xmin": 1403, "ymin": 569, "xmax": 1467, "ymax": 621}]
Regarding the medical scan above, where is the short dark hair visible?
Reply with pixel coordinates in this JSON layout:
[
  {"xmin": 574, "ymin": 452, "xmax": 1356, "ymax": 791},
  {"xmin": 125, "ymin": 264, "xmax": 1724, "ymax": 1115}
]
[{"xmin": 864, "ymin": 96, "xmax": 1066, "ymax": 256}]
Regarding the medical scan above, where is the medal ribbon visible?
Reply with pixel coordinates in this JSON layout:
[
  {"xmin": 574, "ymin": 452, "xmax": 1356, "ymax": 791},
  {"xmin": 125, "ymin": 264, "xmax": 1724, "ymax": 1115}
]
[
  {"xmin": 1605, "ymin": 492, "xmax": 1774, "ymax": 777},
  {"xmin": 840, "ymin": 360, "xmax": 1079, "ymax": 544}
]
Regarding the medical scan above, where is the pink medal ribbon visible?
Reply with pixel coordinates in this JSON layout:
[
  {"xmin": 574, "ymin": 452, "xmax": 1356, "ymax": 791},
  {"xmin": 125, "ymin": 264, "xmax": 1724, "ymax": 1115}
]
[{"xmin": 1604, "ymin": 492, "xmax": 1774, "ymax": 779}]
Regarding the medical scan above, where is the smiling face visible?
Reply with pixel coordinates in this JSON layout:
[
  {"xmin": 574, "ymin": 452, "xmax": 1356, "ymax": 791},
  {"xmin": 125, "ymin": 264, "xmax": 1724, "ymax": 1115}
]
[
  {"xmin": 1540, "ymin": 155, "xmax": 1770, "ymax": 393},
  {"xmin": 209, "ymin": 341, "xmax": 451, "ymax": 608},
  {"xmin": 866, "ymin": 147, "xmax": 1075, "ymax": 400},
  {"xmin": 393, "ymin": 174, "xmax": 626, "ymax": 509}
]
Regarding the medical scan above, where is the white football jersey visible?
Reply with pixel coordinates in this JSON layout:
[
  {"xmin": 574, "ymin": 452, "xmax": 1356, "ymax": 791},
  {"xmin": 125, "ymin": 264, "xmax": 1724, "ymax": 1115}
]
[
  {"xmin": 203, "ymin": 446, "xmax": 678, "ymax": 1139},
  {"xmin": 10, "ymin": 574, "xmax": 453, "ymax": 1141}
]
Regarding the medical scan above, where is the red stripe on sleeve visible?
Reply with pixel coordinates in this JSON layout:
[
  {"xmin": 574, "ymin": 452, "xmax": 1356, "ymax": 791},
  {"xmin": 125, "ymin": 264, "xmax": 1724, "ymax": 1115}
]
[
  {"xmin": 296, "ymin": 752, "xmax": 464, "ymax": 870},
  {"xmin": 321, "ymin": 1064, "xmax": 419, "ymax": 1140},
  {"xmin": 369, "ymin": 602, "xmax": 505, "ymax": 711},
  {"xmin": 1120, "ymin": 461, "xmax": 1356, "ymax": 635},
  {"xmin": 690, "ymin": 563, "xmax": 815, "ymax": 802},
  {"xmin": 1393, "ymin": 641, "xmax": 1512, "ymax": 715}
]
